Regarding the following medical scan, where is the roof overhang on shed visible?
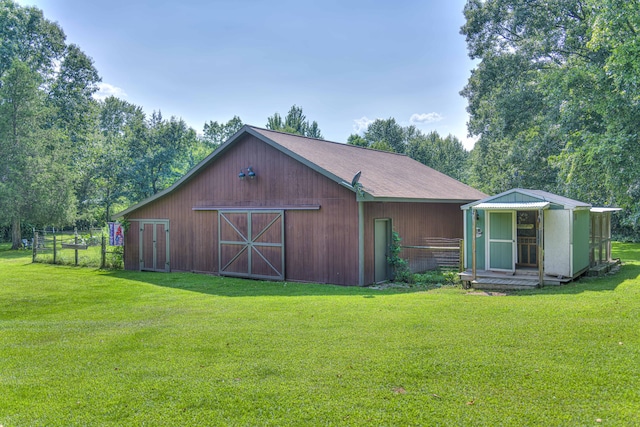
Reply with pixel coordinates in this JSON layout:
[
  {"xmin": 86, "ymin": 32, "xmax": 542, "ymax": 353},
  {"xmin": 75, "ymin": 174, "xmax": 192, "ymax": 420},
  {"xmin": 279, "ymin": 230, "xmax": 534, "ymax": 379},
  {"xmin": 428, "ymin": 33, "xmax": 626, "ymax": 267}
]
[
  {"xmin": 461, "ymin": 188, "xmax": 592, "ymax": 211},
  {"xmin": 472, "ymin": 201, "xmax": 550, "ymax": 211},
  {"xmin": 590, "ymin": 207, "xmax": 622, "ymax": 213}
]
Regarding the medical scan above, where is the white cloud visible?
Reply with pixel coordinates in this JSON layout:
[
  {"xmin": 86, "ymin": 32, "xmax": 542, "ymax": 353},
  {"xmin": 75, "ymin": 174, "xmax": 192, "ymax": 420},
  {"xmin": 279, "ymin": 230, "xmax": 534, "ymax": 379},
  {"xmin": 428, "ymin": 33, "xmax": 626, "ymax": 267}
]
[
  {"xmin": 409, "ymin": 112, "xmax": 444, "ymax": 124},
  {"xmin": 93, "ymin": 82, "xmax": 127, "ymax": 100},
  {"xmin": 460, "ymin": 134, "xmax": 479, "ymax": 151},
  {"xmin": 353, "ymin": 116, "xmax": 375, "ymax": 134}
]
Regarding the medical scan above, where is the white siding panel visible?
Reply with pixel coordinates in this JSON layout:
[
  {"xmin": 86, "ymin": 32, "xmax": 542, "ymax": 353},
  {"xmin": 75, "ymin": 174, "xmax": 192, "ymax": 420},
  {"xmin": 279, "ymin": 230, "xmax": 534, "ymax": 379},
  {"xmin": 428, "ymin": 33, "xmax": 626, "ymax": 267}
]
[{"xmin": 544, "ymin": 210, "xmax": 571, "ymax": 277}]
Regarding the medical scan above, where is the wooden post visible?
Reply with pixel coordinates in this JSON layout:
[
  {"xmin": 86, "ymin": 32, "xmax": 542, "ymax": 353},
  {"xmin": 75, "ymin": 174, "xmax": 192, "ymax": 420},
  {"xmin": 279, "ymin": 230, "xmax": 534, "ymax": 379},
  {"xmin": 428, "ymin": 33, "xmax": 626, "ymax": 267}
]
[
  {"xmin": 471, "ymin": 209, "xmax": 477, "ymax": 280},
  {"xmin": 459, "ymin": 239, "xmax": 464, "ymax": 272},
  {"xmin": 74, "ymin": 233, "xmax": 79, "ymax": 266},
  {"xmin": 32, "ymin": 232, "xmax": 38, "ymax": 262},
  {"xmin": 599, "ymin": 214, "xmax": 605, "ymax": 265},
  {"xmin": 101, "ymin": 235, "xmax": 106, "ymax": 269},
  {"xmin": 53, "ymin": 234, "xmax": 57, "ymax": 264},
  {"xmin": 538, "ymin": 209, "xmax": 544, "ymax": 287},
  {"xmin": 606, "ymin": 212, "xmax": 611, "ymax": 262},
  {"xmin": 590, "ymin": 214, "xmax": 595, "ymax": 267}
]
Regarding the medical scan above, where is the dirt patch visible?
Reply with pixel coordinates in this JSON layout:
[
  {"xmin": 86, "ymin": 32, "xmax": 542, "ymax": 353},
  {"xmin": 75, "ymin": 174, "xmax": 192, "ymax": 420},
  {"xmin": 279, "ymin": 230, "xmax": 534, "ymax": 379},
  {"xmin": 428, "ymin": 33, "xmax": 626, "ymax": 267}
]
[
  {"xmin": 466, "ymin": 291, "xmax": 508, "ymax": 296},
  {"xmin": 367, "ymin": 282, "xmax": 412, "ymax": 290}
]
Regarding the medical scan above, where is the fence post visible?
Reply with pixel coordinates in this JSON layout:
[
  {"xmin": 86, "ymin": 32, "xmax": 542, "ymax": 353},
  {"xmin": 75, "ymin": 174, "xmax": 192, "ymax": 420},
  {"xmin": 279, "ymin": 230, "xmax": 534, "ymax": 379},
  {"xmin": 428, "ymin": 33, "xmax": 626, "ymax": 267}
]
[
  {"xmin": 74, "ymin": 233, "xmax": 79, "ymax": 266},
  {"xmin": 459, "ymin": 239, "xmax": 464, "ymax": 272},
  {"xmin": 32, "ymin": 232, "xmax": 38, "ymax": 262},
  {"xmin": 101, "ymin": 235, "xmax": 106, "ymax": 269},
  {"xmin": 53, "ymin": 234, "xmax": 57, "ymax": 264}
]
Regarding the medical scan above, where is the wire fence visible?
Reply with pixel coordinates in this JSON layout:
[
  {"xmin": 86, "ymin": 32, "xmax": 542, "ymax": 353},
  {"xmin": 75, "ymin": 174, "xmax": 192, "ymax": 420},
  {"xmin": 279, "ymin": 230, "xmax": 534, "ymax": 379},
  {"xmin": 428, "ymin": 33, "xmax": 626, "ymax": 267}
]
[
  {"xmin": 30, "ymin": 228, "xmax": 123, "ymax": 269},
  {"xmin": 400, "ymin": 238, "xmax": 464, "ymax": 273}
]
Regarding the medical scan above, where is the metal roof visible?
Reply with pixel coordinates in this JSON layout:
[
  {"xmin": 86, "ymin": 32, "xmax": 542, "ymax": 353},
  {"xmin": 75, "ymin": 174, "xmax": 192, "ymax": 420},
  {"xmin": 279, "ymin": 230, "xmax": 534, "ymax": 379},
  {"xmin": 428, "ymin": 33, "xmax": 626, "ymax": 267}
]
[
  {"xmin": 590, "ymin": 207, "xmax": 622, "ymax": 213},
  {"xmin": 474, "ymin": 202, "xmax": 550, "ymax": 210},
  {"xmin": 461, "ymin": 188, "xmax": 591, "ymax": 210}
]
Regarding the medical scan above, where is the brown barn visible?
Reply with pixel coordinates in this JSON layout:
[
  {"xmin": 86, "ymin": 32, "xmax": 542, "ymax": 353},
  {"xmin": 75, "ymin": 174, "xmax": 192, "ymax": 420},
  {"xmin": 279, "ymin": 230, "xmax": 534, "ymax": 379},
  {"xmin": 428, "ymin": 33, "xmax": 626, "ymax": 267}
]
[{"xmin": 114, "ymin": 125, "xmax": 486, "ymax": 286}]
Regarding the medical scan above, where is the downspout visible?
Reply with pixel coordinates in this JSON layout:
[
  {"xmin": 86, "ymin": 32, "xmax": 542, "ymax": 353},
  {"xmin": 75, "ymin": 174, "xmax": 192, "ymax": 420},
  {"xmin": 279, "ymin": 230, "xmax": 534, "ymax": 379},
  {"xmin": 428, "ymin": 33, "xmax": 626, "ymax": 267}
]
[{"xmin": 358, "ymin": 201, "xmax": 365, "ymax": 286}]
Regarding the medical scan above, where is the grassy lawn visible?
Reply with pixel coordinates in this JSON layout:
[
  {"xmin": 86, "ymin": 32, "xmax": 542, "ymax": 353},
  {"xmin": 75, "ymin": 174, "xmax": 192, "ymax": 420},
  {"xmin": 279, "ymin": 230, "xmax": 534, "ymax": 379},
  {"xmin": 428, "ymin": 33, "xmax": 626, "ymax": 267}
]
[{"xmin": 1, "ymin": 243, "xmax": 639, "ymax": 426}]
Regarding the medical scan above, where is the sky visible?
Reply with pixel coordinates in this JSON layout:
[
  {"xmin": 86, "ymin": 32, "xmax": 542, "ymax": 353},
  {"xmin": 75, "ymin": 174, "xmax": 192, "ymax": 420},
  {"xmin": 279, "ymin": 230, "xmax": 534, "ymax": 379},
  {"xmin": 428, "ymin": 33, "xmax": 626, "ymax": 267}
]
[{"xmin": 16, "ymin": 0, "xmax": 478, "ymax": 149}]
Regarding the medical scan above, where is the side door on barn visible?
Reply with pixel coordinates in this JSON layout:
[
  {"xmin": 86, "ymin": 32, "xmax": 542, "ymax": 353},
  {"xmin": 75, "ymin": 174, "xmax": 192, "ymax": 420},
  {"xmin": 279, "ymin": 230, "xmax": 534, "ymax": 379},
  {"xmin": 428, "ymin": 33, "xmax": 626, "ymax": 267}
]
[
  {"xmin": 218, "ymin": 210, "xmax": 284, "ymax": 280},
  {"xmin": 139, "ymin": 220, "xmax": 170, "ymax": 272},
  {"xmin": 374, "ymin": 218, "xmax": 392, "ymax": 283}
]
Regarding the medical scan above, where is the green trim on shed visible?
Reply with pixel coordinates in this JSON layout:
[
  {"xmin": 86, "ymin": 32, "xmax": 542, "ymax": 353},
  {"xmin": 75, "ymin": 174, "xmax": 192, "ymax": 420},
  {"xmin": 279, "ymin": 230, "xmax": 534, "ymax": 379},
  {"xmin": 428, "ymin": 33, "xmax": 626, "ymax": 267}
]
[{"xmin": 572, "ymin": 209, "xmax": 590, "ymax": 275}]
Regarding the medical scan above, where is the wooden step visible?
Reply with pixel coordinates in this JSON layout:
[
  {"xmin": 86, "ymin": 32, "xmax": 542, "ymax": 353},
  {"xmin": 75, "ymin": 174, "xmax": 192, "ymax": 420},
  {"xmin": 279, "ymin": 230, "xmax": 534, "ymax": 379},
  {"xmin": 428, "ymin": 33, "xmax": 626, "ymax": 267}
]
[{"xmin": 471, "ymin": 277, "xmax": 540, "ymax": 291}]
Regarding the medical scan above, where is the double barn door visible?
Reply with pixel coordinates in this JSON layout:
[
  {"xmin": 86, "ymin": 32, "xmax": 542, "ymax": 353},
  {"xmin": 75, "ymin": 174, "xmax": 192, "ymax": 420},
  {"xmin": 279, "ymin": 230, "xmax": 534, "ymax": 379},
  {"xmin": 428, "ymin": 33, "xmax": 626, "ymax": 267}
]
[
  {"xmin": 139, "ymin": 220, "xmax": 170, "ymax": 272},
  {"xmin": 218, "ymin": 210, "xmax": 284, "ymax": 280}
]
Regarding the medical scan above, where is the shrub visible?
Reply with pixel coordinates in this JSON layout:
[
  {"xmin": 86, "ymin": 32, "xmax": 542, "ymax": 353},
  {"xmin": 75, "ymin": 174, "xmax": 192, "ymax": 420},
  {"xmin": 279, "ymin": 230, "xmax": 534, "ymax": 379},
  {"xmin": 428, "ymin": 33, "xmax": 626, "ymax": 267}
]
[{"xmin": 387, "ymin": 231, "xmax": 412, "ymax": 282}]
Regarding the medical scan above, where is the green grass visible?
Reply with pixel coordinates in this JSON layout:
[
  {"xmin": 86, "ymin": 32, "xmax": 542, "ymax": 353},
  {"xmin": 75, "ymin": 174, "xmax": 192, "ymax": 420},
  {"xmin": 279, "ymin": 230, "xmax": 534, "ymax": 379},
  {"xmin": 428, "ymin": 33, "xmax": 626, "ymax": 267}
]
[{"xmin": 1, "ymin": 243, "xmax": 639, "ymax": 426}]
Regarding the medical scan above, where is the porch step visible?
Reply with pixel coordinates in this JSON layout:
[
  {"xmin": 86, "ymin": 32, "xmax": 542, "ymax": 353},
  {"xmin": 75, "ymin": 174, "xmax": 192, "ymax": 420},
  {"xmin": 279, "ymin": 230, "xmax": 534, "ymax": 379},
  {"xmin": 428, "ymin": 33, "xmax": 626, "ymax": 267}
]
[{"xmin": 471, "ymin": 277, "xmax": 540, "ymax": 291}]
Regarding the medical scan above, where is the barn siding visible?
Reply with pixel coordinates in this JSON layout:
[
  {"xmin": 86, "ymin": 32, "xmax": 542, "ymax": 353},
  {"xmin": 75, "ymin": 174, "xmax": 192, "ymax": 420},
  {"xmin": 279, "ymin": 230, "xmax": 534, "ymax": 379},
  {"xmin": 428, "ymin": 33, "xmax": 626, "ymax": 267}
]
[
  {"xmin": 124, "ymin": 220, "xmax": 140, "ymax": 270},
  {"xmin": 123, "ymin": 134, "xmax": 359, "ymax": 285},
  {"xmin": 362, "ymin": 202, "xmax": 464, "ymax": 284}
]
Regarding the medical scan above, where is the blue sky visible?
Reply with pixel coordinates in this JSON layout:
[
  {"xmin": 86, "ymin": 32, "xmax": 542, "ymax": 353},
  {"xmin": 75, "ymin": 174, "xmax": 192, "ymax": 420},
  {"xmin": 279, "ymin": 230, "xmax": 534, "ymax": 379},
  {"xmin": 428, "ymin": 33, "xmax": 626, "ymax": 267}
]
[{"xmin": 17, "ymin": 0, "xmax": 477, "ymax": 149}]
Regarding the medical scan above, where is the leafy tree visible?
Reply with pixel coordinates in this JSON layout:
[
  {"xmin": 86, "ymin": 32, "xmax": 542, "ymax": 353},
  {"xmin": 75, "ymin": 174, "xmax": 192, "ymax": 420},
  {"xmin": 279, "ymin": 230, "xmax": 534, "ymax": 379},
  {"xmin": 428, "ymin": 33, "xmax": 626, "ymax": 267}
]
[
  {"xmin": 461, "ymin": 0, "xmax": 640, "ymax": 239},
  {"xmin": 0, "ymin": 0, "xmax": 66, "ymax": 79},
  {"xmin": 406, "ymin": 131, "xmax": 470, "ymax": 181},
  {"xmin": 0, "ymin": 0, "xmax": 104, "ymax": 241},
  {"xmin": 75, "ymin": 96, "xmax": 145, "ymax": 223},
  {"xmin": 266, "ymin": 105, "xmax": 323, "ymax": 138},
  {"xmin": 369, "ymin": 141, "xmax": 395, "ymax": 152},
  {"xmin": 48, "ymin": 44, "xmax": 101, "ymax": 136},
  {"xmin": 0, "ymin": 60, "xmax": 75, "ymax": 248},
  {"xmin": 346, "ymin": 134, "xmax": 368, "ymax": 147},
  {"xmin": 127, "ymin": 112, "xmax": 199, "ymax": 201},
  {"xmin": 202, "ymin": 115, "xmax": 243, "ymax": 149},
  {"xmin": 363, "ymin": 118, "xmax": 406, "ymax": 153},
  {"xmin": 350, "ymin": 119, "xmax": 470, "ymax": 179}
]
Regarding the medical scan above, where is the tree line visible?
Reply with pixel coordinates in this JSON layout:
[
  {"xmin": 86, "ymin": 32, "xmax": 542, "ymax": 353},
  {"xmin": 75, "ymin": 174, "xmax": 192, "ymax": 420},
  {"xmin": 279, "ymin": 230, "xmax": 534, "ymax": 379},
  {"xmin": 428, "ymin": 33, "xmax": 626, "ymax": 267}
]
[
  {"xmin": 1, "ymin": 0, "xmax": 638, "ymax": 248},
  {"xmin": 460, "ymin": 0, "xmax": 640, "ymax": 240}
]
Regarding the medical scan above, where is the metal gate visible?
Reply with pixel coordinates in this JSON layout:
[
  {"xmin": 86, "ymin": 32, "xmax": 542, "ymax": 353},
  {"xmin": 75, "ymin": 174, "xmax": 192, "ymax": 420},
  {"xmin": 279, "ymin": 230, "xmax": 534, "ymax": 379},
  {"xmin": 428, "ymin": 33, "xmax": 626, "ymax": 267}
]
[{"xmin": 218, "ymin": 210, "xmax": 284, "ymax": 280}]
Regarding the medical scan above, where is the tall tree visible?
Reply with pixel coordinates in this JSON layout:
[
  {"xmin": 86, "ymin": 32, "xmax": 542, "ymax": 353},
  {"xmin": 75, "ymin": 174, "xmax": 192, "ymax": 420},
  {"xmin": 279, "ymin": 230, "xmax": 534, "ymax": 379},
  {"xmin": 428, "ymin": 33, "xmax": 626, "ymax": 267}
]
[
  {"xmin": 48, "ymin": 43, "xmax": 101, "ymax": 136},
  {"xmin": 127, "ymin": 112, "xmax": 199, "ymax": 201},
  {"xmin": 0, "ymin": 0, "xmax": 103, "ymax": 241},
  {"xmin": 406, "ymin": 132, "xmax": 469, "ymax": 181},
  {"xmin": 346, "ymin": 134, "xmax": 368, "ymax": 147},
  {"xmin": 0, "ymin": 0, "xmax": 66, "ymax": 79},
  {"xmin": 266, "ymin": 105, "xmax": 323, "ymax": 138},
  {"xmin": 75, "ymin": 96, "xmax": 145, "ymax": 223},
  {"xmin": 348, "ymin": 120, "xmax": 470, "ymax": 178},
  {"xmin": 363, "ymin": 118, "xmax": 406, "ymax": 153},
  {"xmin": 202, "ymin": 115, "xmax": 243, "ymax": 149},
  {"xmin": 461, "ymin": 0, "xmax": 640, "ymax": 238},
  {"xmin": 0, "ymin": 60, "xmax": 75, "ymax": 248}
]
